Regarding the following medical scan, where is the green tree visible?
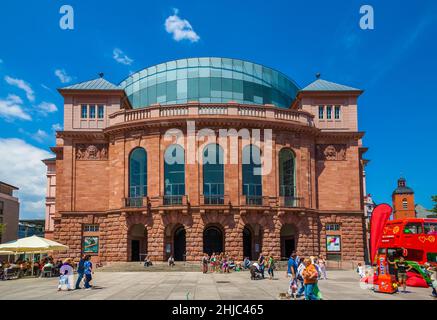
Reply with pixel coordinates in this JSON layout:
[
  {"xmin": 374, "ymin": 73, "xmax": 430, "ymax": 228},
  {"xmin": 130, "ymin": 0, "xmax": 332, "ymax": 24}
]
[{"xmin": 431, "ymin": 195, "xmax": 437, "ymax": 214}]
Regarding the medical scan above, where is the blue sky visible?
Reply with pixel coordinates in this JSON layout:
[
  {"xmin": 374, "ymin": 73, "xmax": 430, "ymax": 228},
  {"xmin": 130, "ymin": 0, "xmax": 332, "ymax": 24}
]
[{"xmin": 0, "ymin": 0, "xmax": 436, "ymax": 219}]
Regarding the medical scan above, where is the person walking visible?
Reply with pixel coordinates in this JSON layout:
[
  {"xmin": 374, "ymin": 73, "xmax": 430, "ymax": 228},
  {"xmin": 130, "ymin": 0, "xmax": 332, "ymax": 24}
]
[
  {"xmin": 267, "ymin": 254, "xmax": 275, "ymax": 280},
  {"xmin": 75, "ymin": 254, "xmax": 86, "ymax": 290},
  {"xmin": 201, "ymin": 253, "xmax": 209, "ymax": 273},
  {"xmin": 395, "ymin": 256, "xmax": 412, "ymax": 293},
  {"xmin": 296, "ymin": 258, "xmax": 306, "ymax": 298},
  {"xmin": 424, "ymin": 263, "xmax": 437, "ymax": 298},
  {"xmin": 318, "ymin": 255, "xmax": 327, "ymax": 280},
  {"xmin": 258, "ymin": 253, "xmax": 265, "ymax": 279},
  {"xmin": 59, "ymin": 258, "xmax": 75, "ymax": 291},
  {"xmin": 302, "ymin": 258, "xmax": 319, "ymax": 300},
  {"xmin": 83, "ymin": 255, "xmax": 93, "ymax": 290}
]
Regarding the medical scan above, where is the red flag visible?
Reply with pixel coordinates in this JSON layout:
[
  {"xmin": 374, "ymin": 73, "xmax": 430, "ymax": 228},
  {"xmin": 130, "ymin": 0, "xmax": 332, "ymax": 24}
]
[{"xmin": 370, "ymin": 204, "xmax": 393, "ymax": 263}]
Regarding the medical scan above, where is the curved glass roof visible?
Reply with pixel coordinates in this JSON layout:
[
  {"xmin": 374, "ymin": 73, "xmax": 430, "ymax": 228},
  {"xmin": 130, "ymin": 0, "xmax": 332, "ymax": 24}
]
[{"xmin": 120, "ymin": 57, "xmax": 300, "ymax": 109}]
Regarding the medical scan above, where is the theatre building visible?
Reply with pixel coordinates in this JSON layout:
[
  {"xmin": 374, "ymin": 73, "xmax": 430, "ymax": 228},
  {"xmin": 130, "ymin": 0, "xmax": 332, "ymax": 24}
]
[{"xmin": 47, "ymin": 57, "xmax": 368, "ymax": 266}]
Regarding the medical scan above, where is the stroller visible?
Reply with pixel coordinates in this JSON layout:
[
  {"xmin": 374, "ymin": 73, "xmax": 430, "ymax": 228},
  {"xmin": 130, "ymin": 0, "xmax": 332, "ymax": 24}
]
[{"xmin": 250, "ymin": 263, "xmax": 263, "ymax": 280}]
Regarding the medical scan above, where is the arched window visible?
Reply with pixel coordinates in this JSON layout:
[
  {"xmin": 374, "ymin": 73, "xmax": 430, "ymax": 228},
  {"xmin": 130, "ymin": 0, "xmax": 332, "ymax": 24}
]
[
  {"xmin": 129, "ymin": 148, "xmax": 147, "ymax": 207},
  {"xmin": 402, "ymin": 198, "xmax": 408, "ymax": 210},
  {"xmin": 279, "ymin": 148, "xmax": 296, "ymax": 206},
  {"xmin": 203, "ymin": 144, "xmax": 224, "ymax": 204},
  {"xmin": 164, "ymin": 144, "xmax": 185, "ymax": 205},
  {"xmin": 242, "ymin": 144, "xmax": 262, "ymax": 205},
  {"xmin": 129, "ymin": 148, "xmax": 147, "ymax": 197}
]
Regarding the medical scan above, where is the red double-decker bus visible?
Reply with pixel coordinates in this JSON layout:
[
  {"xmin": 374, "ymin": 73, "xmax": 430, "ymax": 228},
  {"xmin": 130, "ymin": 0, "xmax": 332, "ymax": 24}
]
[{"xmin": 378, "ymin": 218, "xmax": 437, "ymax": 266}]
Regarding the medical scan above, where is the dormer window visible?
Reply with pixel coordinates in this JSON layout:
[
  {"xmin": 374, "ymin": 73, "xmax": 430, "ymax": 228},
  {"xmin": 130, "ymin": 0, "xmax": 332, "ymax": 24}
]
[
  {"xmin": 89, "ymin": 105, "xmax": 96, "ymax": 118},
  {"xmin": 98, "ymin": 105, "xmax": 104, "ymax": 119},
  {"xmin": 318, "ymin": 105, "xmax": 324, "ymax": 119},
  {"xmin": 326, "ymin": 105, "xmax": 332, "ymax": 120},
  {"xmin": 335, "ymin": 105, "xmax": 341, "ymax": 119},
  {"xmin": 81, "ymin": 105, "xmax": 88, "ymax": 118}
]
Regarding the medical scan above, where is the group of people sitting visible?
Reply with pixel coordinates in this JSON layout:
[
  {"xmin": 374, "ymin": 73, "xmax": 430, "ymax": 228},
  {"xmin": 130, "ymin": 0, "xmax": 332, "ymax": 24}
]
[
  {"xmin": 201, "ymin": 252, "xmax": 252, "ymax": 273},
  {"xmin": 0, "ymin": 256, "xmax": 67, "ymax": 279}
]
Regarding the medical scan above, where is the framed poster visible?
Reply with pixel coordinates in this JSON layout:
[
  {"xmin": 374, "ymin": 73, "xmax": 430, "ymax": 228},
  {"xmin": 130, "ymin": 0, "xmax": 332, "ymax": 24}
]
[
  {"xmin": 83, "ymin": 236, "xmax": 99, "ymax": 254},
  {"xmin": 326, "ymin": 235, "xmax": 341, "ymax": 252}
]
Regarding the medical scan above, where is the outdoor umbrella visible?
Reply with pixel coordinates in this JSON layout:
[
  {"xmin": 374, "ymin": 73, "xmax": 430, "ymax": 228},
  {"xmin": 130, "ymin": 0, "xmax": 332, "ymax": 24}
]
[{"xmin": 0, "ymin": 235, "xmax": 69, "ymax": 275}]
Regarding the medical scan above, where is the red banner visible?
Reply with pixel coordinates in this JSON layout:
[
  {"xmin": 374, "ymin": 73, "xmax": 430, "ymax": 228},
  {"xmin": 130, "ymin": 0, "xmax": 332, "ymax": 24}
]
[{"xmin": 370, "ymin": 204, "xmax": 393, "ymax": 263}]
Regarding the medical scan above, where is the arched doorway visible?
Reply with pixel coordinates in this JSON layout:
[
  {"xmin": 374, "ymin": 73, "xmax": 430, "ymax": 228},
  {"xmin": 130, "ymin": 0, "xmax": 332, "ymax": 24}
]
[
  {"xmin": 203, "ymin": 226, "xmax": 224, "ymax": 255},
  {"xmin": 174, "ymin": 226, "xmax": 186, "ymax": 261},
  {"xmin": 243, "ymin": 227, "xmax": 252, "ymax": 260},
  {"xmin": 280, "ymin": 224, "xmax": 297, "ymax": 260},
  {"xmin": 129, "ymin": 224, "xmax": 147, "ymax": 262}
]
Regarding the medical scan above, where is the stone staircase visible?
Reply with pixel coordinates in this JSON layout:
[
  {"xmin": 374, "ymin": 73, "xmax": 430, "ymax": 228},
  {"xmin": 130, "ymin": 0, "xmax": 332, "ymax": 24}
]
[
  {"xmin": 97, "ymin": 261, "xmax": 203, "ymax": 272},
  {"xmin": 97, "ymin": 261, "xmax": 291, "ymax": 273}
]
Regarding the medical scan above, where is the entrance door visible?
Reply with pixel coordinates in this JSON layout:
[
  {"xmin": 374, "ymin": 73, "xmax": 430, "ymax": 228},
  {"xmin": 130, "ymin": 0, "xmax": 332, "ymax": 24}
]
[
  {"xmin": 243, "ymin": 227, "xmax": 252, "ymax": 260},
  {"xmin": 203, "ymin": 226, "xmax": 223, "ymax": 255},
  {"xmin": 284, "ymin": 237, "xmax": 296, "ymax": 258},
  {"xmin": 131, "ymin": 240, "xmax": 140, "ymax": 261},
  {"xmin": 174, "ymin": 226, "xmax": 186, "ymax": 261}
]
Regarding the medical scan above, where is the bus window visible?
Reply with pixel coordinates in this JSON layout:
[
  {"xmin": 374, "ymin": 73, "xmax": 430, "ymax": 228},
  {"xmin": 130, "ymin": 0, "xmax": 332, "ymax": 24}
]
[
  {"xmin": 403, "ymin": 223, "xmax": 423, "ymax": 234},
  {"xmin": 424, "ymin": 223, "xmax": 437, "ymax": 235},
  {"xmin": 427, "ymin": 253, "xmax": 437, "ymax": 263},
  {"xmin": 405, "ymin": 249, "xmax": 424, "ymax": 261}
]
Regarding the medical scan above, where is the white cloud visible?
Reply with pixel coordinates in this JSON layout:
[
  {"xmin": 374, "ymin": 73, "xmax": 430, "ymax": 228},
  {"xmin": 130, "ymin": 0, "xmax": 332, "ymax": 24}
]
[
  {"xmin": 36, "ymin": 101, "xmax": 58, "ymax": 115},
  {"xmin": 113, "ymin": 48, "xmax": 134, "ymax": 65},
  {"xmin": 0, "ymin": 138, "xmax": 52, "ymax": 219},
  {"xmin": 0, "ymin": 94, "xmax": 32, "ymax": 121},
  {"xmin": 52, "ymin": 123, "xmax": 63, "ymax": 131},
  {"xmin": 165, "ymin": 8, "xmax": 200, "ymax": 42},
  {"xmin": 31, "ymin": 129, "xmax": 49, "ymax": 143},
  {"xmin": 54, "ymin": 69, "xmax": 72, "ymax": 83},
  {"xmin": 41, "ymin": 84, "xmax": 52, "ymax": 91},
  {"xmin": 4, "ymin": 76, "xmax": 35, "ymax": 102}
]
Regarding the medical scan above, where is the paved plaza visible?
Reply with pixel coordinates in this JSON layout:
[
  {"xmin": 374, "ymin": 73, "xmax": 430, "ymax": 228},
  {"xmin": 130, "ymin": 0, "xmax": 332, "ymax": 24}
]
[{"xmin": 0, "ymin": 269, "xmax": 434, "ymax": 300}]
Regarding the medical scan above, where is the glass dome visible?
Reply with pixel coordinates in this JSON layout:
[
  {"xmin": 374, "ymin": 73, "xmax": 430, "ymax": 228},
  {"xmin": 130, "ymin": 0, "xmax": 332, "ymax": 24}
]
[{"xmin": 119, "ymin": 57, "xmax": 300, "ymax": 109}]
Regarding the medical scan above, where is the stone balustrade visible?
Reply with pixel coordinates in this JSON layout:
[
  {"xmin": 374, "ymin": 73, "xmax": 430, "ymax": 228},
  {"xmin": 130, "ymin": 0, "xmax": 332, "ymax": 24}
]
[{"xmin": 108, "ymin": 103, "xmax": 314, "ymax": 127}]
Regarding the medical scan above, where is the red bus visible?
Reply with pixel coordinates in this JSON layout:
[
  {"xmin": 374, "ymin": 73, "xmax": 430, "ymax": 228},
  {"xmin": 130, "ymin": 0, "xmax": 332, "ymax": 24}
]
[{"xmin": 378, "ymin": 218, "xmax": 437, "ymax": 266}]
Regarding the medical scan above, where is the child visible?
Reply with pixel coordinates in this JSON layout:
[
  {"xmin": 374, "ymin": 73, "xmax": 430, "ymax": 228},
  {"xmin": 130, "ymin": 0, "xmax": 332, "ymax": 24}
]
[
  {"xmin": 356, "ymin": 263, "xmax": 366, "ymax": 278},
  {"xmin": 58, "ymin": 270, "xmax": 70, "ymax": 291}
]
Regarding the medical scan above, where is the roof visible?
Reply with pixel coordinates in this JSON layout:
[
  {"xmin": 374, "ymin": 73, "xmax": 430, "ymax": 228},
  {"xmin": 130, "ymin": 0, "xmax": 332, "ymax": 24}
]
[
  {"xmin": 60, "ymin": 77, "xmax": 122, "ymax": 91},
  {"xmin": 0, "ymin": 181, "xmax": 19, "ymax": 190},
  {"xmin": 415, "ymin": 204, "xmax": 436, "ymax": 218},
  {"xmin": 301, "ymin": 79, "xmax": 361, "ymax": 92},
  {"xmin": 42, "ymin": 157, "xmax": 56, "ymax": 162},
  {"xmin": 393, "ymin": 186, "xmax": 414, "ymax": 195}
]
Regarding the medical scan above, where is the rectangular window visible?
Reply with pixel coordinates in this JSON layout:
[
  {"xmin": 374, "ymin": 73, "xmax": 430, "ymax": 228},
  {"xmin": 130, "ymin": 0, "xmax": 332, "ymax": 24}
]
[
  {"xmin": 326, "ymin": 223, "xmax": 340, "ymax": 231},
  {"xmin": 334, "ymin": 105, "xmax": 341, "ymax": 119},
  {"xmin": 97, "ymin": 105, "xmax": 104, "ymax": 119},
  {"xmin": 81, "ymin": 105, "xmax": 88, "ymax": 118},
  {"xmin": 89, "ymin": 105, "xmax": 96, "ymax": 118},
  {"xmin": 326, "ymin": 105, "xmax": 332, "ymax": 120},
  {"xmin": 318, "ymin": 105, "xmax": 324, "ymax": 119},
  {"xmin": 83, "ymin": 224, "xmax": 99, "ymax": 232},
  {"xmin": 0, "ymin": 201, "xmax": 3, "ymax": 224}
]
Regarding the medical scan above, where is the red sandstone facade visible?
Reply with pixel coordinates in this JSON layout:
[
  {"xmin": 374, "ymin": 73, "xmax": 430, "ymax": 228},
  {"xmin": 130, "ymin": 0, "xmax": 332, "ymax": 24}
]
[{"xmin": 48, "ymin": 73, "xmax": 368, "ymax": 266}]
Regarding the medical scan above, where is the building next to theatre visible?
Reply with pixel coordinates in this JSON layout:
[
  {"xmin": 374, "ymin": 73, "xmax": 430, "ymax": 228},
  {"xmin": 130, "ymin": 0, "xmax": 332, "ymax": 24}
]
[
  {"xmin": 45, "ymin": 57, "xmax": 369, "ymax": 266},
  {"xmin": 0, "ymin": 181, "xmax": 19, "ymax": 243}
]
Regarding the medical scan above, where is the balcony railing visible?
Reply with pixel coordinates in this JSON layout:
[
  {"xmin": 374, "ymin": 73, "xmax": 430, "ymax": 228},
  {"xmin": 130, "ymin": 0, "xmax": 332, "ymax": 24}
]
[
  {"xmin": 245, "ymin": 195, "xmax": 263, "ymax": 206},
  {"xmin": 279, "ymin": 196, "xmax": 304, "ymax": 208},
  {"xmin": 203, "ymin": 195, "xmax": 225, "ymax": 205},
  {"xmin": 163, "ymin": 195, "xmax": 184, "ymax": 206},
  {"xmin": 124, "ymin": 197, "xmax": 147, "ymax": 208},
  {"xmin": 108, "ymin": 103, "xmax": 314, "ymax": 128}
]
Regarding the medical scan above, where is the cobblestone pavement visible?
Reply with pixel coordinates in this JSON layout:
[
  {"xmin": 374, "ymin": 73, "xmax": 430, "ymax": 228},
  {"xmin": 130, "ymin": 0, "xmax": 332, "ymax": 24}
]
[{"xmin": 0, "ymin": 270, "xmax": 434, "ymax": 300}]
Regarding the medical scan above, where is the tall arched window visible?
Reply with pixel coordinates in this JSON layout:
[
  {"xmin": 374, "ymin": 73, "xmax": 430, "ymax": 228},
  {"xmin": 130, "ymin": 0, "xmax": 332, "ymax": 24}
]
[
  {"xmin": 242, "ymin": 144, "xmax": 262, "ymax": 205},
  {"xmin": 129, "ymin": 148, "xmax": 147, "ymax": 206},
  {"xmin": 203, "ymin": 144, "xmax": 224, "ymax": 204},
  {"xmin": 164, "ymin": 144, "xmax": 185, "ymax": 205},
  {"xmin": 279, "ymin": 148, "xmax": 295, "ymax": 206}
]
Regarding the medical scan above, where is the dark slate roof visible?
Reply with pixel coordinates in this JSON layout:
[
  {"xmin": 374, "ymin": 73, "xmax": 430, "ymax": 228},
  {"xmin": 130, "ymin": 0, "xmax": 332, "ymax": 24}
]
[
  {"xmin": 42, "ymin": 157, "xmax": 56, "ymax": 162},
  {"xmin": 393, "ymin": 186, "xmax": 414, "ymax": 195},
  {"xmin": 301, "ymin": 79, "xmax": 361, "ymax": 92},
  {"xmin": 61, "ymin": 77, "xmax": 122, "ymax": 91}
]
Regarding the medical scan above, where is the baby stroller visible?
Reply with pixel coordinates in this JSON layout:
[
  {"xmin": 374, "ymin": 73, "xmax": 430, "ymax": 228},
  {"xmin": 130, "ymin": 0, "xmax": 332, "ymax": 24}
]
[{"xmin": 250, "ymin": 263, "xmax": 263, "ymax": 280}]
